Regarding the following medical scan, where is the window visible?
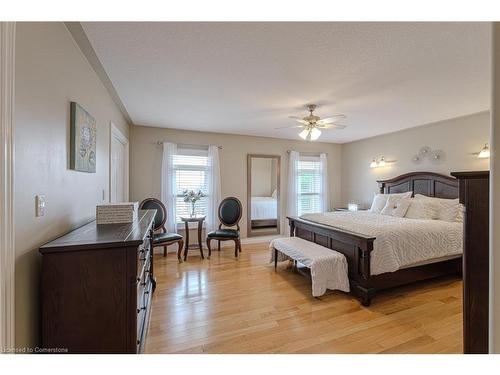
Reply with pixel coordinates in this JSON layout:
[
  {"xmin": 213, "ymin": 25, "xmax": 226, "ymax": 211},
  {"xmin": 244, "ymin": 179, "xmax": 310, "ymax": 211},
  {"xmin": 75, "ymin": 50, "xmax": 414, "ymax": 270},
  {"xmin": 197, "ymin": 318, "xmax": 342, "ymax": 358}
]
[
  {"xmin": 297, "ymin": 156, "xmax": 321, "ymax": 216},
  {"xmin": 173, "ymin": 148, "xmax": 209, "ymax": 223}
]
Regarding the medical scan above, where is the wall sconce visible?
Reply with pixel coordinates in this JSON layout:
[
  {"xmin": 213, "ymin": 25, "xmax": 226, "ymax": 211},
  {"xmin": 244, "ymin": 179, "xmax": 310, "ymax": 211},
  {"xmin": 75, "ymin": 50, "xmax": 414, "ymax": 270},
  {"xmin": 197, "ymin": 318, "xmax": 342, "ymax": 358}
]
[
  {"xmin": 478, "ymin": 143, "xmax": 490, "ymax": 159},
  {"xmin": 370, "ymin": 156, "xmax": 386, "ymax": 168}
]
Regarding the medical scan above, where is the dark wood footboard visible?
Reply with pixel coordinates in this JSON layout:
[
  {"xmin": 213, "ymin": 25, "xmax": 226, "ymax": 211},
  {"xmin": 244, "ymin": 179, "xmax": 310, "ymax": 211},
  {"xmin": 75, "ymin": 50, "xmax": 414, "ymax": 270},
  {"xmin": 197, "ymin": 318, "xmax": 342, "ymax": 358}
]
[{"xmin": 288, "ymin": 216, "xmax": 462, "ymax": 306}]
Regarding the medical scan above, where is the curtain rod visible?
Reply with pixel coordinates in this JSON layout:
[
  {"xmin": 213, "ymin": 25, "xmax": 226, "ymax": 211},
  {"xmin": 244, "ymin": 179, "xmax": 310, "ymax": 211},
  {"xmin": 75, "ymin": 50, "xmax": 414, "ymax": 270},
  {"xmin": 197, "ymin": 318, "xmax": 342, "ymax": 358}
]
[
  {"xmin": 286, "ymin": 150, "xmax": 328, "ymax": 156},
  {"xmin": 155, "ymin": 141, "xmax": 222, "ymax": 149}
]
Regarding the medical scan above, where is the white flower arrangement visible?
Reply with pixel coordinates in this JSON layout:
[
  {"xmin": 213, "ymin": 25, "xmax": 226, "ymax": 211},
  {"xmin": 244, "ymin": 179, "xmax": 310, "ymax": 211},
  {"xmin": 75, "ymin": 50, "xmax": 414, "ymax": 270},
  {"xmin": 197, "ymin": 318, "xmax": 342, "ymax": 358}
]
[{"xmin": 182, "ymin": 189, "xmax": 206, "ymax": 216}]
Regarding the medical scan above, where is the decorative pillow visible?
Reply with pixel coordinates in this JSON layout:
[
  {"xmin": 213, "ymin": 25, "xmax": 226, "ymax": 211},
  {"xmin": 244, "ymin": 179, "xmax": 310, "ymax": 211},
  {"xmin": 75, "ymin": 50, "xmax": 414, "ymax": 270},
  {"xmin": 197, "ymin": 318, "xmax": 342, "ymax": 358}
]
[
  {"xmin": 405, "ymin": 200, "xmax": 439, "ymax": 220},
  {"xmin": 271, "ymin": 189, "xmax": 277, "ymax": 199},
  {"xmin": 369, "ymin": 192, "xmax": 412, "ymax": 214},
  {"xmin": 381, "ymin": 197, "xmax": 411, "ymax": 217},
  {"xmin": 414, "ymin": 194, "xmax": 460, "ymax": 222}
]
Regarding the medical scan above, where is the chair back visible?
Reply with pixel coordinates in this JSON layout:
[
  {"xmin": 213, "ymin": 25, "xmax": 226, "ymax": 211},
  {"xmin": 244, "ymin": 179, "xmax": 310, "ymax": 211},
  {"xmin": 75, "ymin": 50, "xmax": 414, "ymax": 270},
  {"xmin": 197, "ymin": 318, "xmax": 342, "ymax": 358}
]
[
  {"xmin": 218, "ymin": 197, "xmax": 242, "ymax": 229},
  {"xmin": 139, "ymin": 198, "xmax": 167, "ymax": 231}
]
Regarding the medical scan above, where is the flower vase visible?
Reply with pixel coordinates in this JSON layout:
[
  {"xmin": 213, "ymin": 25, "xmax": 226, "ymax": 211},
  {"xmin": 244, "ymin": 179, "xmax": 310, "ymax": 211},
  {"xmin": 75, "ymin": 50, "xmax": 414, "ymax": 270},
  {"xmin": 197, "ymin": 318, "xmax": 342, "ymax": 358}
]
[{"xmin": 190, "ymin": 202, "xmax": 196, "ymax": 217}]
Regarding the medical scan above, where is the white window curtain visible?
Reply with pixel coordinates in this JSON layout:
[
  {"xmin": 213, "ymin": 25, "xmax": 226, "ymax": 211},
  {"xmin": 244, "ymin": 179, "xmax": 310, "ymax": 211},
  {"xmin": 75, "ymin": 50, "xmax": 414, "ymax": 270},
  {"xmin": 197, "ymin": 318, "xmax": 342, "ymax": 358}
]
[
  {"xmin": 319, "ymin": 153, "xmax": 329, "ymax": 212},
  {"xmin": 206, "ymin": 145, "xmax": 222, "ymax": 233},
  {"xmin": 161, "ymin": 142, "xmax": 177, "ymax": 233},
  {"xmin": 286, "ymin": 150, "xmax": 299, "ymax": 218}
]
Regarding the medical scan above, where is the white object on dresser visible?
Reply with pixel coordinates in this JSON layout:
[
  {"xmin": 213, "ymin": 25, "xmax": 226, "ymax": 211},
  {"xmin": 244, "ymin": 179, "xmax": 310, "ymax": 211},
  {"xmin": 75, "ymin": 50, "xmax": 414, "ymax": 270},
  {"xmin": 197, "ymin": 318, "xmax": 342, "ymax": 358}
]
[{"xmin": 96, "ymin": 202, "xmax": 139, "ymax": 224}]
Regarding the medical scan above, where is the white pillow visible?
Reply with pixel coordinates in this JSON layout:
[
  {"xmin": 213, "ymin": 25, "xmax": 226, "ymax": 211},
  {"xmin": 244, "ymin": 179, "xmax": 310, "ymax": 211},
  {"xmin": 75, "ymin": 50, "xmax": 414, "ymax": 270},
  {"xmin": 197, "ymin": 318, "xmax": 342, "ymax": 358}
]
[
  {"xmin": 414, "ymin": 194, "xmax": 460, "ymax": 222},
  {"xmin": 369, "ymin": 192, "xmax": 412, "ymax": 214},
  {"xmin": 381, "ymin": 197, "xmax": 411, "ymax": 217},
  {"xmin": 405, "ymin": 200, "xmax": 439, "ymax": 220}
]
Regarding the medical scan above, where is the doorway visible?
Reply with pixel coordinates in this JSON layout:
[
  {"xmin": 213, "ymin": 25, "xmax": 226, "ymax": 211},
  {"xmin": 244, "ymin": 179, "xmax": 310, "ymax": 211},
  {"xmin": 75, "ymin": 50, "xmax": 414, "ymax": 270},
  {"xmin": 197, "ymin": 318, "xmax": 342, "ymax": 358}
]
[{"xmin": 109, "ymin": 122, "xmax": 129, "ymax": 203}]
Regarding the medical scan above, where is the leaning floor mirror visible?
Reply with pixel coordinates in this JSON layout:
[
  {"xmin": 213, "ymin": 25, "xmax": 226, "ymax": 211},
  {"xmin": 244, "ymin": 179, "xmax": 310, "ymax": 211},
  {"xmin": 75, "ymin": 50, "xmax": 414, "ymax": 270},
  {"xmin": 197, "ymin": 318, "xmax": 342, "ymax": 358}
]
[{"xmin": 247, "ymin": 154, "xmax": 281, "ymax": 237}]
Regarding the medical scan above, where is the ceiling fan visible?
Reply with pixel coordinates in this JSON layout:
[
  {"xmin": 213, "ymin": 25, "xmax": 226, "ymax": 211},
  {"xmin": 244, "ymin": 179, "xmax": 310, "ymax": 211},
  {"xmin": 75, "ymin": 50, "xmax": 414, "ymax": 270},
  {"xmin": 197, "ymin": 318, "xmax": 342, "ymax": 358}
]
[{"xmin": 276, "ymin": 104, "xmax": 346, "ymax": 141}]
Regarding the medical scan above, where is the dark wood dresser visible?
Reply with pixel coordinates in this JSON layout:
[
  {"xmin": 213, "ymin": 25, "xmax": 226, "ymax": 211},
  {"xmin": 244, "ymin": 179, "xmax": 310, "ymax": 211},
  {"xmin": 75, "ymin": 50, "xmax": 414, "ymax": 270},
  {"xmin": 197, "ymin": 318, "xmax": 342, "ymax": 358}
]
[
  {"xmin": 451, "ymin": 171, "xmax": 489, "ymax": 354},
  {"xmin": 39, "ymin": 209, "xmax": 156, "ymax": 353}
]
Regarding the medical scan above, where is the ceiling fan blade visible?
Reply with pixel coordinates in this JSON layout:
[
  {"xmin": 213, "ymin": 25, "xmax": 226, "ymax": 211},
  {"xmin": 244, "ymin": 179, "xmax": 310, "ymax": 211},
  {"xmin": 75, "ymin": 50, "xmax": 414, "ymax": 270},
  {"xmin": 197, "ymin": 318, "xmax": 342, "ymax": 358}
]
[
  {"xmin": 317, "ymin": 123, "xmax": 347, "ymax": 129},
  {"xmin": 316, "ymin": 115, "xmax": 346, "ymax": 125},
  {"xmin": 288, "ymin": 116, "xmax": 308, "ymax": 125},
  {"xmin": 274, "ymin": 124, "xmax": 305, "ymax": 130}
]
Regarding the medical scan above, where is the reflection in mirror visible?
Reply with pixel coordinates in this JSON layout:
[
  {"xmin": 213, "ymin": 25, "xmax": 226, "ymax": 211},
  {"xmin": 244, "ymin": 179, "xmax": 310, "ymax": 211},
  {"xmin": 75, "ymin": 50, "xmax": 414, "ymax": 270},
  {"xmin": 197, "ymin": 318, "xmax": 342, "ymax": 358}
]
[{"xmin": 247, "ymin": 155, "xmax": 280, "ymax": 237}]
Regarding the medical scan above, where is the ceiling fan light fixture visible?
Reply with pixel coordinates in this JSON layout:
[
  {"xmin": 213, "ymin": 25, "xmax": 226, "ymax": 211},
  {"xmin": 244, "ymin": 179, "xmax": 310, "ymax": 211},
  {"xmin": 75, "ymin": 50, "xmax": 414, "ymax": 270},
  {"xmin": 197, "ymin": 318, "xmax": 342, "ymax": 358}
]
[
  {"xmin": 310, "ymin": 127, "xmax": 321, "ymax": 141},
  {"xmin": 299, "ymin": 128, "xmax": 309, "ymax": 140}
]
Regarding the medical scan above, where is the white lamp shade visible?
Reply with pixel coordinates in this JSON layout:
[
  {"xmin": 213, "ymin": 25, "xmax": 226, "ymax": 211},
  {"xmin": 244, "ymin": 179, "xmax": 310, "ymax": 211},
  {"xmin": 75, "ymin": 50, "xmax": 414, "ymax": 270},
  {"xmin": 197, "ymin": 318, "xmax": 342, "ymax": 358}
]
[
  {"xmin": 478, "ymin": 144, "xmax": 490, "ymax": 159},
  {"xmin": 299, "ymin": 129, "xmax": 309, "ymax": 140},
  {"xmin": 378, "ymin": 156, "xmax": 386, "ymax": 167},
  {"xmin": 370, "ymin": 158, "xmax": 378, "ymax": 168},
  {"xmin": 310, "ymin": 128, "xmax": 321, "ymax": 141}
]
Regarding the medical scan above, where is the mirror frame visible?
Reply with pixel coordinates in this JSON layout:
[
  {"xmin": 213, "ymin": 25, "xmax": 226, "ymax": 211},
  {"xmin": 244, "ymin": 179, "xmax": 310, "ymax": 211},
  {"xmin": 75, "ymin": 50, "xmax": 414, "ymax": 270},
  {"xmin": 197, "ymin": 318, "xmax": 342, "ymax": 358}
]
[{"xmin": 246, "ymin": 154, "xmax": 281, "ymax": 237}]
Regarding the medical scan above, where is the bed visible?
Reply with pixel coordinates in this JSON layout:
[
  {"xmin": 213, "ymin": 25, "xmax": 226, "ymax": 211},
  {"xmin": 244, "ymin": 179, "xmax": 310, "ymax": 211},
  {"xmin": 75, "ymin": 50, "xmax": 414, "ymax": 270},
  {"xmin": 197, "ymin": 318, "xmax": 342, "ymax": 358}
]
[
  {"xmin": 287, "ymin": 172, "xmax": 463, "ymax": 306},
  {"xmin": 251, "ymin": 196, "xmax": 278, "ymax": 228}
]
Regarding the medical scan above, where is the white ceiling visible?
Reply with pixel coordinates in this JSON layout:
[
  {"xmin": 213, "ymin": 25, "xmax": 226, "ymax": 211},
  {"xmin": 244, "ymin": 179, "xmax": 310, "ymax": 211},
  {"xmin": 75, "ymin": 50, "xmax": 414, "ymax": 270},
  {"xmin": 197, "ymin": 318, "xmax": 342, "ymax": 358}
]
[{"xmin": 82, "ymin": 22, "xmax": 491, "ymax": 143}]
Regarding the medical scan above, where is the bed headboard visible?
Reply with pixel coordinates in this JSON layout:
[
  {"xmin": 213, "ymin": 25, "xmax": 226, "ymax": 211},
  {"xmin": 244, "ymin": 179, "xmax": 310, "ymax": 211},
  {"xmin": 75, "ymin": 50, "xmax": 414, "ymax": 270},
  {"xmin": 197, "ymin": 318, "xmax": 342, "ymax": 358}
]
[{"xmin": 377, "ymin": 172, "xmax": 458, "ymax": 199}]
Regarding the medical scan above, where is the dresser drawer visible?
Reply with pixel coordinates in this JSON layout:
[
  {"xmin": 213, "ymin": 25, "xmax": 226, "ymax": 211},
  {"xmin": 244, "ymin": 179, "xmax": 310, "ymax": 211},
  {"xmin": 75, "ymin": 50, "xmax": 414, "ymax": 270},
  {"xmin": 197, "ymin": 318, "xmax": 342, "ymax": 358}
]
[{"xmin": 136, "ymin": 275, "xmax": 152, "ymax": 352}]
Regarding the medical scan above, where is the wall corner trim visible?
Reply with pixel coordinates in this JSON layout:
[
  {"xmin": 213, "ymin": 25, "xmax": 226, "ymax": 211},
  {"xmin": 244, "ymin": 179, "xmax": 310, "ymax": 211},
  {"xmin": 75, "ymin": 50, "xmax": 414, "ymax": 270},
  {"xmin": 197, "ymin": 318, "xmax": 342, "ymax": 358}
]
[
  {"xmin": 0, "ymin": 21, "xmax": 16, "ymax": 349},
  {"xmin": 64, "ymin": 22, "xmax": 133, "ymax": 126}
]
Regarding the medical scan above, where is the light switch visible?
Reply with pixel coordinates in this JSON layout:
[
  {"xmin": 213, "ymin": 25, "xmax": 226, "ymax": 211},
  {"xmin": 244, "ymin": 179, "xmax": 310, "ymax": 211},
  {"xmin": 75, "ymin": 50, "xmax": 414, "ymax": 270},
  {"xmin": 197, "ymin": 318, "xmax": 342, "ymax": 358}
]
[{"xmin": 35, "ymin": 195, "xmax": 46, "ymax": 217}]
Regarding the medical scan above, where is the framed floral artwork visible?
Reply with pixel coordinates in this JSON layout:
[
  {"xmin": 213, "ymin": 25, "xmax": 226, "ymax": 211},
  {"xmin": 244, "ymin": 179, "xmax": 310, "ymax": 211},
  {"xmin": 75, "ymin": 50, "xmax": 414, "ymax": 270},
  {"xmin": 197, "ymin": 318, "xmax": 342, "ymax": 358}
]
[{"xmin": 70, "ymin": 101, "xmax": 96, "ymax": 173}]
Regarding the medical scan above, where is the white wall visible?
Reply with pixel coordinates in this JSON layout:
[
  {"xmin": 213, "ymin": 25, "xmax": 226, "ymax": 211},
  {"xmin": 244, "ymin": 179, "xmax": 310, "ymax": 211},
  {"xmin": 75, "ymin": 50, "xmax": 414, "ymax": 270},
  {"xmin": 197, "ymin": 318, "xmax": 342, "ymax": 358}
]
[
  {"xmin": 341, "ymin": 112, "xmax": 490, "ymax": 208},
  {"xmin": 14, "ymin": 22, "xmax": 130, "ymax": 348},
  {"xmin": 129, "ymin": 125, "xmax": 342, "ymax": 238}
]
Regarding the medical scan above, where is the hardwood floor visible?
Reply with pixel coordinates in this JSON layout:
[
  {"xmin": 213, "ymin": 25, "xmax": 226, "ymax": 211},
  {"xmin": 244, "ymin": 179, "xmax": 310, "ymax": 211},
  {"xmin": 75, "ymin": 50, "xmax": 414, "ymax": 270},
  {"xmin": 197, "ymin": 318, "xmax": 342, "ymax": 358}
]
[{"xmin": 144, "ymin": 242, "xmax": 463, "ymax": 354}]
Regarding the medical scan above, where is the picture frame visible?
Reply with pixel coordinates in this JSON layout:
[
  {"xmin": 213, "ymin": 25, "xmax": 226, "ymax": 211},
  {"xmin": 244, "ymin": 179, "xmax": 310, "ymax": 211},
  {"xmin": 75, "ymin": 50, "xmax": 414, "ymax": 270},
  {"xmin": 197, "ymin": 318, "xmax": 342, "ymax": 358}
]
[{"xmin": 70, "ymin": 101, "xmax": 96, "ymax": 173}]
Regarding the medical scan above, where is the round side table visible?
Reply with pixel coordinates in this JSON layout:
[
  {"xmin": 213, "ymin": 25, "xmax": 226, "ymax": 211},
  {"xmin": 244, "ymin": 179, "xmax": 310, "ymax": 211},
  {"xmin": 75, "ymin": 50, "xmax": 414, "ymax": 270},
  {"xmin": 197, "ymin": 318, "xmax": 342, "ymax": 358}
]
[{"xmin": 180, "ymin": 215, "xmax": 206, "ymax": 261}]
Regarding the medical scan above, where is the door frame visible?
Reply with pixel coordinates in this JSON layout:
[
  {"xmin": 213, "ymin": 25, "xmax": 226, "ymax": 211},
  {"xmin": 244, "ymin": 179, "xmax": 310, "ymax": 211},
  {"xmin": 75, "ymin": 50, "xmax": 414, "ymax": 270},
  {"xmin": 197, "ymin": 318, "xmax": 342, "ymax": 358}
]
[
  {"xmin": 0, "ymin": 22, "xmax": 16, "ymax": 350},
  {"xmin": 109, "ymin": 122, "xmax": 129, "ymax": 202}
]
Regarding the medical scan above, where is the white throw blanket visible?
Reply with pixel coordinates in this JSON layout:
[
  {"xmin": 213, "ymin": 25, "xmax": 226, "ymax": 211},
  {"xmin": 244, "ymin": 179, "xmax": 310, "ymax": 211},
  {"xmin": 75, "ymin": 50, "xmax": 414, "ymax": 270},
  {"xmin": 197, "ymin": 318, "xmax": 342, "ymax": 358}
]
[
  {"xmin": 300, "ymin": 211, "xmax": 463, "ymax": 275},
  {"xmin": 270, "ymin": 237, "xmax": 350, "ymax": 297}
]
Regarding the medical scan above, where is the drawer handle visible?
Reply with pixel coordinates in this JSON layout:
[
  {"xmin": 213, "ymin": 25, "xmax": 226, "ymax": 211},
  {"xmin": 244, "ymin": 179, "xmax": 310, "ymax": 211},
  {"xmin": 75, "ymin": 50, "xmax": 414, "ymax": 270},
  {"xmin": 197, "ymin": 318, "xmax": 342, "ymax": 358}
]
[
  {"xmin": 140, "ymin": 257, "xmax": 147, "ymax": 262},
  {"xmin": 137, "ymin": 306, "xmax": 146, "ymax": 313},
  {"xmin": 144, "ymin": 290, "xmax": 150, "ymax": 295}
]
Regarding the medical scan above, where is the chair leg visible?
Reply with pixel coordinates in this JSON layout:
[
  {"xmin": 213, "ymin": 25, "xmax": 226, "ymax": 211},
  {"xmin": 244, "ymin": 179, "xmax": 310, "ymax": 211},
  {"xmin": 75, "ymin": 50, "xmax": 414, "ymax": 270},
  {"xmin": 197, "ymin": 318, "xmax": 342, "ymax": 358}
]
[
  {"xmin": 218, "ymin": 240, "xmax": 221, "ymax": 251},
  {"xmin": 238, "ymin": 238, "xmax": 242, "ymax": 253},
  {"xmin": 163, "ymin": 245, "xmax": 167, "ymax": 257},
  {"xmin": 207, "ymin": 238, "xmax": 212, "ymax": 259},
  {"xmin": 234, "ymin": 239, "xmax": 240, "ymax": 258},
  {"xmin": 177, "ymin": 240, "xmax": 184, "ymax": 263}
]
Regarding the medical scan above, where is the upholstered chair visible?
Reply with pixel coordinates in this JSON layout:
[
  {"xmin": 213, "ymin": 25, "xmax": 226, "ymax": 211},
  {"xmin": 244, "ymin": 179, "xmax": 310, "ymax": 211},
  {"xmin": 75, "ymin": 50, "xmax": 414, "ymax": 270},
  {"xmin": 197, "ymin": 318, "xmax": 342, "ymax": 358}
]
[
  {"xmin": 139, "ymin": 198, "xmax": 184, "ymax": 262},
  {"xmin": 206, "ymin": 197, "xmax": 242, "ymax": 258}
]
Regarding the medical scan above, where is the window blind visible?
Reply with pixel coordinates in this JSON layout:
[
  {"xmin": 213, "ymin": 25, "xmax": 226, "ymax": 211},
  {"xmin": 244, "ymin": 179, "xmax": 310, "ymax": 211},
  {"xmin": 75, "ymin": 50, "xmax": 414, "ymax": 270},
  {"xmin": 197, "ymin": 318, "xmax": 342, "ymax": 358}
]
[
  {"xmin": 173, "ymin": 150, "xmax": 209, "ymax": 222},
  {"xmin": 297, "ymin": 156, "xmax": 321, "ymax": 216}
]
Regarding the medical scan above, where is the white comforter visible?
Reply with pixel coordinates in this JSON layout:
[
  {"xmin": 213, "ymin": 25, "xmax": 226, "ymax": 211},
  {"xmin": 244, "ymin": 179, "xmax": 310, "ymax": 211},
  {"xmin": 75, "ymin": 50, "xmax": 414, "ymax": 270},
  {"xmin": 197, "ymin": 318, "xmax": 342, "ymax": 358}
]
[
  {"xmin": 300, "ymin": 211, "xmax": 463, "ymax": 275},
  {"xmin": 251, "ymin": 197, "xmax": 277, "ymax": 220}
]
